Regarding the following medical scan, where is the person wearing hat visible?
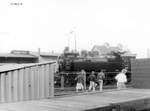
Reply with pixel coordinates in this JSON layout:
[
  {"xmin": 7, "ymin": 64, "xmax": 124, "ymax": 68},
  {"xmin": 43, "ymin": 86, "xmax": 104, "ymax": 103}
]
[{"xmin": 115, "ymin": 69, "xmax": 127, "ymax": 90}]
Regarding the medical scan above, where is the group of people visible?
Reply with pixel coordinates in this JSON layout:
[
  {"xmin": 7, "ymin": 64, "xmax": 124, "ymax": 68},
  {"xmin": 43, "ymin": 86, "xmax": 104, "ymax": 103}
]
[
  {"xmin": 75, "ymin": 68, "xmax": 127, "ymax": 92},
  {"xmin": 75, "ymin": 69, "xmax": 105, "ymax": 92}
]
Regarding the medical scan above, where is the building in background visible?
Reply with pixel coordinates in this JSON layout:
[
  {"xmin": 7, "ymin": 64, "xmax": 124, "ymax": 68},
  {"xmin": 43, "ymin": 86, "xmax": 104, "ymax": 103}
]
[
  {"xmin": 92, "ymin": 43, "xmax": 123, "ymax": 56},
  {"xmin": 0, "ymin": 50, "xmax": 60, "ymax": 65},
  {"xmin": 91, "ymin": 43, "xmax": 136, "ymax": 71},
  {"xmin": 0, "ymin": 50, "xmax": 38, "ymax": 65},
  {"xmin": 91, "ymin": 43, "xmax": 136, "ymax": 58}
]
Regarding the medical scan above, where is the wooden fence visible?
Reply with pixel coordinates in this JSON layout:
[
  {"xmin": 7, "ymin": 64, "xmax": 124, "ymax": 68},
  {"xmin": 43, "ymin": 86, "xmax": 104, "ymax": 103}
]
[{"xmin": 0, "ymin": 61, "xmax": 56, "ymax": 103}]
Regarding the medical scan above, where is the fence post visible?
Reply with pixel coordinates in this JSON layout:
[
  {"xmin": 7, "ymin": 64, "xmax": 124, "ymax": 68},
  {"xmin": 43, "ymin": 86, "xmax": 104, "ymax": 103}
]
[
  {"xmin": 30, "ymin": 67, "xmax": 35, "ymax": 100},
  {"xmin": 1, "ymin": 73, "xmax": 6, "ymax": 102},
  {"xmin": 19, "ymin": 69, "xmax": 24, "ymax": 101},
  {"xmin": 61, "ymin": 74, "xmax": 64, "ymax": 90},
  {"xmin": 8, "ymin": 72, "xmax": 12, "ymax": 102},
  {"xmin": 13, "ymin": 70, "xmax": 19, "ymax": 102},
  {"xmin": 5, "ymin": 72, "xmax": 9, "ymax": 102},
  {"xmin": 84, "ymin": 72, "xmax": 86, "ymax": 90},
  {"xmin": 24, "ymin": 68, "xmax": 29, "ymax": 100},
  {"xmin": 45, "ymin": 64, "xmax": 50, "ymax": 97},
  {"xmin": 41, "ymin": 65, "xmax": 45, "ymax": 98},
  {"xmin": 49, "ymin": 64, "xmax": 54, "ymax": 97},
  {"xmin": 36, "ymin": 65, "xmax": 40, "ymax": 99},
  {"xmin": 38, "ymin": 66, "xmax": 42, "ymax": 99}
]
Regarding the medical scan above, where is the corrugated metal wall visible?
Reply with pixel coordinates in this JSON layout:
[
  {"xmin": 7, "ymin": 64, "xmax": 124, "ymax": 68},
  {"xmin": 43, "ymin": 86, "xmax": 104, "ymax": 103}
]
[
  {"xmin": 131, "ymin": 59, "xmax": 150, "ymax": 88},
  {"xmin": 0, "ymin": 62, "xmax": 55, "ymax": 103}
]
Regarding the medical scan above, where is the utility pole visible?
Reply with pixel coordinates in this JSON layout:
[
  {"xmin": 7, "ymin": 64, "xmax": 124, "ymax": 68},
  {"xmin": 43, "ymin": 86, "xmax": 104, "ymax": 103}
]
[
  {"xmin": 74, "ymin": 30, "xmax": 77, "ymax": 52},
  {"xmin": 147, "ymin": 48, "xmax": 150, "ymax": 58},
  {"xmin": 70, "ymin": 27, "xmax": 77, "ymax": 52},
  {"xmin": 38, "ymin": 48, "xmax": 41, "ymax": 62},
  {"xmin": 65, "ymin": 34, "xmax": 70, "ymax": 49}
]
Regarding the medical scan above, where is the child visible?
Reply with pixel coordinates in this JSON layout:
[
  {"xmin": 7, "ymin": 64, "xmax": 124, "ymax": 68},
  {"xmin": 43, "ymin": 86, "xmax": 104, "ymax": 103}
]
[
  {"xmin": 75, "ymin": 72, "xmax": 84, "ymax": 92},
  {"xmin": 88, "ymin": 71, "xmax": 96, "ymax": 91},
  {"xmin": 115, "ymin": 69, "xmax": 127, "ymax": 90}
]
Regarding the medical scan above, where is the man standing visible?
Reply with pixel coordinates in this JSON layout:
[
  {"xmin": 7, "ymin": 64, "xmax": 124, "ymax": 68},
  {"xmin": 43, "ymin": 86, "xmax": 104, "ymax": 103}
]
[
  {"xmin": 115, "ymin": 69, "xmax": 127, "ymax": 90},
  {"xmin": 97, "ymin": 70, "xmax": 105, "ymax": 92},
  {"xmin": 81, "ymin": 69, "xmax": 86, "ymax": 90}
]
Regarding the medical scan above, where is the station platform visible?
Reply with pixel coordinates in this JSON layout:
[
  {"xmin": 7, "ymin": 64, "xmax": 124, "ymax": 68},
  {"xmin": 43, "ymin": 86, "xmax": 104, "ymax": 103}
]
[{"xmin": 0, "ymin": 88, "xmax": 150, "ymax": 111}]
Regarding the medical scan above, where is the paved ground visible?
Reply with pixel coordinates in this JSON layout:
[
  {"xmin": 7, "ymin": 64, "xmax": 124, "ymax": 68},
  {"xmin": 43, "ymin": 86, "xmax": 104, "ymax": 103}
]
[
  {"xmin": 54, "ymin": 84, "xmax": 132, "ymax": 96},
  {"xmin": 0, "ymin": 88, "xmax": 150, "ymax": 111}
]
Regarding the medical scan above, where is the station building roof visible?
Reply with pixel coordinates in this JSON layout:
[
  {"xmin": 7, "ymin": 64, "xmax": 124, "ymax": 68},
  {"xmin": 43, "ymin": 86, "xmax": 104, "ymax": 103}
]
[
  {"xmin": 0, "ymin": 53, "xmax": 38, "ymax": 58},
  {"xmin": 0, "ymin": 50, "xmax": 60, "ymax": 59}
]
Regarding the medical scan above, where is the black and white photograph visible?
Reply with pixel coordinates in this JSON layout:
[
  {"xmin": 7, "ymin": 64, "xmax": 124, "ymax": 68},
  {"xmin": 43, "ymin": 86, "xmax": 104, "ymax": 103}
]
[{"xmin": 0, "ymin": 0, "xmax": 150, "ymax": 110}]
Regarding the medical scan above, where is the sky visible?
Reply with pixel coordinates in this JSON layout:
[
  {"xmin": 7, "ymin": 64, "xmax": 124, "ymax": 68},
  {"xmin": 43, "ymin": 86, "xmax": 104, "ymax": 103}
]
[{"xmin": 0, "ymin": 0, "xmax": 150, "ymax": 58}]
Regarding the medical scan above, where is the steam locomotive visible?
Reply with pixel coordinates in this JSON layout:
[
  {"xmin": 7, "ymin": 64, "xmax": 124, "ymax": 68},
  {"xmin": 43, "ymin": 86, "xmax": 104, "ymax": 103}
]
[{"xmin": 55, "ymin": 51, "xmax": 133, "ymax": 87}]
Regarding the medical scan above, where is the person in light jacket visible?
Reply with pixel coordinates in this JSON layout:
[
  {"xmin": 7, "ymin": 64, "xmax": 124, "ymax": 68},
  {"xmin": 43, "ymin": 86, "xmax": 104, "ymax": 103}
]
[
  {"xmin": 97, "ymin": 70, "xmax": 105, "ymax": 92},
  {"xmin": 115, "ymin": 69, "xmax": 127, "ymax": 90}
]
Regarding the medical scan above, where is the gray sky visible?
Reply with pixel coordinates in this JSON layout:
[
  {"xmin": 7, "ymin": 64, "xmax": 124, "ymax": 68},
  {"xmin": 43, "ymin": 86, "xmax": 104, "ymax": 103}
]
[{"xmin": 0, "ymin": 0, "xmax": 150, "ymax": 58}]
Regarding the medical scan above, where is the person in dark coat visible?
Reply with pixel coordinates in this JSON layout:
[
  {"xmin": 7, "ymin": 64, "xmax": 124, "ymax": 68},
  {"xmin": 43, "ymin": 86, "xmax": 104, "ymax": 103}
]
[{"xmin": 88, "ymin": 71, "xmax": 96, "ymax": 91}]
